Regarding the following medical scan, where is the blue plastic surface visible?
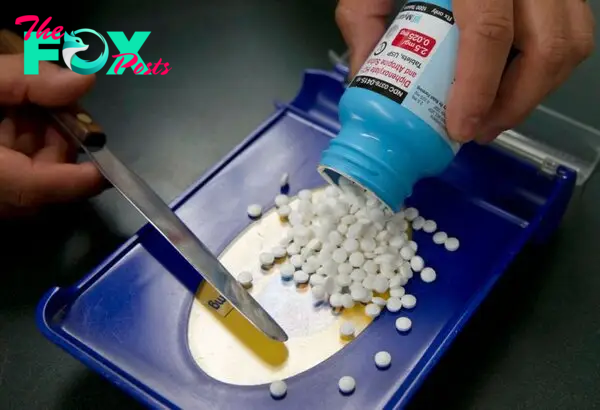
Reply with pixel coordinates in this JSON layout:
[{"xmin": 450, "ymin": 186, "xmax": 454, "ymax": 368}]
[{"xmin": 37, "ymin": 67, "xmax": 576, "ymax": 410}]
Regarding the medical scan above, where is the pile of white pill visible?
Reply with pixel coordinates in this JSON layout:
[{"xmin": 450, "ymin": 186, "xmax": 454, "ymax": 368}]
[{"xmin": 243, "ymin": 174, "xmax": 461, "ymax": 399}]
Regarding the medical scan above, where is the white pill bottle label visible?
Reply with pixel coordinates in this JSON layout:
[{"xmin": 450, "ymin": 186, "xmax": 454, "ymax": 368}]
[{"xmin": 349, "ymin": 1, "xmax": 459, "ymax": 152}]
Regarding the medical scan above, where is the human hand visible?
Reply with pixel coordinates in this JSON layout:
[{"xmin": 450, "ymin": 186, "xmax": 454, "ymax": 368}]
[
  {"xmin": 0, "ymin": 55, "xmax": 106, "ymax": 218},
  {"xmin": 335, "ymin": 0, "xmax": 595, "ymax": 143}
]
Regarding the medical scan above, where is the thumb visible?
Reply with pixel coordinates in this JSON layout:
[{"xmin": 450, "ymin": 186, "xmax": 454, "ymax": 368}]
[
  {"xmin": 0, "ymin": 54, "xmax": 95, "ymax": 106},
  {"xmin": 335, "ymin": 0, "xmax": 393, "ymax": 77}
]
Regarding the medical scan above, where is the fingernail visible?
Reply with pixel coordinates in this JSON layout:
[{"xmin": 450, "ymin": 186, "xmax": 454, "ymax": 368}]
[{"xmin": 451, "ymin": 116, "xmax": 481, "ymax": 142}]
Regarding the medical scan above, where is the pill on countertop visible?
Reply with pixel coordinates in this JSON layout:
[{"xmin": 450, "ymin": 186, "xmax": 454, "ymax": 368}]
[
  {"xmin": 247, "ymin": 204, "xmax": 262, "ymax": 218},
  {"xmin": 445, "ymin": 237, "xmax": 460, "ymax": 251},
  {"xmin": 270, "ymin": 380, "xmax": 287, "ymax": 399},
  {"xmin": 374, "ymin": 351, "xmax": 392, "ymax": 369},
  {"xmin": 420, "ymin": 267, "xmax": 437, "ymax": 283},
  {"xmin": 237, "ymin": 271, "xmax": 253, "ymax": 288},
  {"xmin": 373, "ymin": 275, "xmax": 389, "ymax": 294},
  {"xmin": 340, "ymin": 321, "xmax": 355, "ymax": 337},
  {"xmin": 410, "ymin": 255, "xmax": 424, "ymax": 272},
  {"xmin": 433, "ymin": 231, "xmax": 448, "ymax": 244},
  {"xmin": 386, "ymin": 297, "xmax": 403, "ymax": 312},
  {"xmin": 389, "ymin": 275, "xmax": 403, "ymax": 289},
  {"xmin": 309, "ymin": 274, "xmax": 326, "ymax": 286},
  {"xmin": 337, "ymin": 263, "xmax": 353, "ymax": 276},
  {"xmin": 293, "ymin": 270, "xmax": 309, "ymax": 284},
  {"xmin": 350, "ymin": 268, "xmax": 367, "ymax": 282},
  {"xmin": 365, "ymin": 303, "xmax": 382, "ymax": 318},
  {"xmin": 395, "ymin": 316, "xmax": 412, "ymax": 332},
  {"xmin": 423, "ymin": 220, "xmax": 437, "ymax": 233},
  {"xmin": 351, "ymin": 286, "xmax": 368, "ymax": 302},
  {"xmin": 401, "ymin": 294, "xmax": 417, "ymax": 309},
  {"xmin": 408, "ymin": 240, "xmax": 418, "ymax": 252},
  {"xmin": 332, "ymin": 248, "xmax": 348, "ymax": 263},
  {"xmin": 338, "ymin": 376, "xmax": 356, "ymax": 394}
]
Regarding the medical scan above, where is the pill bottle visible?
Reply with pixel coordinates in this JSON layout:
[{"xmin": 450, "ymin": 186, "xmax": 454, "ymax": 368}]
[{"xmin": 318, "ymin": 0, "xmax": 459, "ymax": 212}]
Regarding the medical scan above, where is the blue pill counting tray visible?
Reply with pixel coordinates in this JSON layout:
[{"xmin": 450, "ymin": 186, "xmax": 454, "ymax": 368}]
[{"xmin": 37, "ymin": 62, "xmax": 599, "ymax": 409}]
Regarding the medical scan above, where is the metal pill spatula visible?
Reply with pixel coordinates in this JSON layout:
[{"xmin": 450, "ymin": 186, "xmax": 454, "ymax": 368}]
[{"xmin": 0, "ymin": 29, "xmax": 288, "ymax": 342}]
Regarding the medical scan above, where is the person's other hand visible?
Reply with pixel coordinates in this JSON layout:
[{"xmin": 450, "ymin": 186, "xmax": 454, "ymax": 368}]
[
  {"xmin": 0, "ymin": 54, "xmax": 105, "ymax": 218},
  {"xmin": 336, "ymin": 0, "xmax": 595, "ymax": 143}
]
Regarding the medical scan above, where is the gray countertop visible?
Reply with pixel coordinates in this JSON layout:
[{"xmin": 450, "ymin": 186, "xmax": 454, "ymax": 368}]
[{"xmin": 1, "ymin": 1, "xmax": 599, "ymax": 409}]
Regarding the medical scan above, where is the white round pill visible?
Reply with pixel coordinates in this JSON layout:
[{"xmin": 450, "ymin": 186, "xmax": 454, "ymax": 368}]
[
  {"xmin": 365, "ymin": 303, "xmax": 382, "ymax": 318},
  {"xmin": 279, "ymin": 173, "xmax": 289, "ymax": 188},
  {"xmin": 350, "ymin": 268, "xmax": 367, "ymax": 282},
  {"xmin": 400, "ymin": 246, "xmax": 415, "ymax": 261},
  {"xmin": 410, "ymin": 256, "xmax": 425, "ymax": 272},
  {"xmin": 386, "ymin": 297, "xmax": 403, "ymax": 312},
  {"xmin": 404, "ymin": 207, "xmax": 419, "ymax": 221},
  {"xmin": 372, "ymin": 296, "xmax": 387, "ymax": 307},
  {"xmin": 349, "ymin": 252, "xmax": 365, "ymax": 267},
  {"xmin": 433, "ymin": 231, "xmax": 448, "ymax": 245},
  {"xmin": 328, "ymin": 231, "xmax": 343, "ymax": 246},
  {"xmin": 342, "ymin": 238, "xmax": 359, "ymax": 253},
  {"xmin": 390, "ymin": 287, "xmax": 406, "ymax": 299},
  {"xmin": 260, "ymin": 252, "xmax": 275, "ymax": 266},
  {"xmin": 332, "ymin": 248, "xmax": 348, "ymax": 263},
  {"xmin": 272, "ymin": 246, "xmax": 287, "ymax": 259},
  {"xmin": 311, "ymin": 285, "xmax": 326, "ymax": 301},
  {"xmin": 408, "ymin": 241, "xmax": 418, "ymax": 252},
  {"xmin": 362, "ymin": 274, "xmax": 376, "ymax": 290},
  {"xmin": 412, "ymin": 216, "xmax": 425, "ymax": 230},
  {"xmin": 325, "ymin": 185, "xmax": 339, "ymax": 197},
  {"xmin": 280, "ymin": 263, "xmax": 295, "ymax": 280},
  {"xmin": 423, "ymin": 220, "xmax": 437, "ymax": 233},
  {"xmin": 351, "ymin": 286, "xmax": 368, "ymax": 302},
  {"xmin": 293, "ymin": 270, "xmax": 309, "ymax": 284},
  {"xmin": 363, "ymin": 260, "xmax": 378, "ymax": 275},
  {"xmin": 336, "ymin": 274, "xmax": 352, "ymax": 288},
  {"xmin": 338, "ymin": 376, "xmax": 356, "ymax": 394},
  {"xmin": 309, "ymin": 274, "xmax": 325, "ymax": 286},
  {"xmin": 247, "ymin": 204, "xmax": 262, "ymax": 218},
  {"xmin": 274, "ymin": 194, "xmax": 289, "ymax": 207},
  {"xmin": 341, "ymin": 293, "xmax": 355, "ymax": 309},
  {"xmin": 298, "ymin": 189, "xmax": 312, "ymax": 200},
  {"xmin": 329, "ymin": 292, "xmax": 343, "ymax": 308},
  {"xmin": 401, "ymin": 294, "xmax": 417, "ymax": 309},
  {"xmin": 337, "ymin": 262, "xmax": 353, "ymax": 276},
  {"xmin": 340, "ymin": 321, "xmax": 355, "ymax": 337},
  {"xmin": 420, "ymin": 267, "xmax": 437, "ymax": 283},
  {"xmin": 286, "ymin": 242, "xmax": 300, "ymax": 255},
  {"xmin": 388, "ymin": 275, "xmax": 403, "ymax": 289},
  {"xmin": 270, "ymin": 380, "xmax": 287, "ymax": 398},
  {"xmin": 389, "ymin": 235, "xmax": 405, "ymax": 249},
  {"xmin": 324, "ymin": 277, "xmax": 337, "ymax": 295},
  {"xmin": 395, "ymin": 316, "xmax": 412, "ymax": 332},
  {"xmin": 445, "ymin": 237, "xmax": 460, "ymax": 251},
  {"xmin": 277, "ymin": 204, "xmax": 291, "ymax": 218},
  {"xmin": 373, "ymin": 275, "xmax": 389, "ymax": 294},
  {"xmin": 360, "ymin": 238, "xmax": 376, "ymax": 252},
  {"xmin": 374, "ymin": 351, "xmax": 392, "ymax": 369},
  {"xmin": 237, "ymin": 271, "xmax": 253, "ymax": 288},
  {"xmin": 290, "ymin": 254, "xmax": 303, "ymax": 268}
]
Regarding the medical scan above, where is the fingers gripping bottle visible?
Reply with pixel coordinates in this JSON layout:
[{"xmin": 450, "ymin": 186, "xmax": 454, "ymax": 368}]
[{"xmin": 319, "ymin": 0, "xmax": 459, "ymax": 212}]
